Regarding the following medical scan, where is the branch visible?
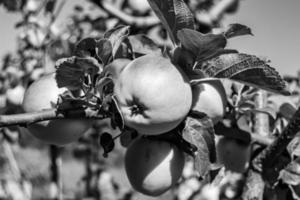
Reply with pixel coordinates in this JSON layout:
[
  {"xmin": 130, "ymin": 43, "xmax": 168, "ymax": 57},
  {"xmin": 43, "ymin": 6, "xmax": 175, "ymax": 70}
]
[
  {"xmin": 251, "ymin": 133, "xmax": 273, "ymax": 146},
  {"xmin": 92, "ymin": 0, "xmax": 159, "ymax": 28},
  {"xmin": 0, "ymin": 108, "xmax": 105, "ymax": 127},
  {"xmin": 252, "ymin": 106, "xmax": 300, "ymax": 172},
  {"xmin": 195, "ymin": 0, "xmax": 238, "ymax": 27}
]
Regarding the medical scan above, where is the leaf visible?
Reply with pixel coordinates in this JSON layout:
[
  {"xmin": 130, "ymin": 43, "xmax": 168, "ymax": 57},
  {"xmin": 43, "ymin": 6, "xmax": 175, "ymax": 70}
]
[
  {"xmin": 120, "ymin": 129, "xmax": 138, "ymax": 147},
  {"xmin": 280, "ymin": 103, "xmax": 297, "ymax": 120},
  {"xmin": 280, "ymin": 158, "xmax": 300, "ymax": 185},
  {"xmin": 287, "ymin": 133, "xmax": 300, "ymax": 158},
  {"xmin": 96, "ymin": 39, "xmax": 113, "ymax": 65},
  {"xmin": 147, "ymin": 0, "xmax": 194, "ymax": 45},
  {"xmin": 198, "ymin": 53, "xmax": 290, "ymax": 95},
  {"xmin": 74, "ymin": 37, "xmax": 97, "ymax": 58},
  {"xmin": 104, "ymin": 25, "xmax": 130, "ymax": 58},
  {"xmin": 177, "ymin": 29, "xmax": 227, "ymax": 62},
  {"xmin": 128, "ymin": 34, "xmax": 161, "ymax": 56},
  {"xmin": 110, "ymin": 95, "xmax": 125, "ymax": 130},
  {"xmin": 100, "ymin": 132, "xmax": 115, "ymax": 158},
  {"xmin": 55, "ymin": 56, "xmax": 100, "ymax": 90},
  {"xmin": 182, "ymin": 114, "xmax": 215, "ymax": 177},
  {"xmin": 224, "ymin": 24, "xmax": 253, "ymax": 39}
]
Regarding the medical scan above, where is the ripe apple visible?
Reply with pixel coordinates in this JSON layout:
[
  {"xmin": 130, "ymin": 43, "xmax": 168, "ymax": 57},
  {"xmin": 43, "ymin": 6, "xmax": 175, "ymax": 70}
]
[
  {"xmin": 191, "ymin": 80, "xmax": 227, "ymax": 124},
  {"xmin": 113, "ymin": 53, "xmax": 192, "ymax": 135},
  {"xmin": 215, "ymin": 135, "xmax": 251, "ymax": 173},
  {"xmin": 103, "ymin": 58, "xmax": 131, "ymax": 80},
  {"xmin": 22, "ymin": 73, "xmax": 91, "ymax": 146},
  {"xmin": 125, "ymin": 136, "xmax": 185, "ymax": 196},
  {"xmin": 6, "ymin": 84, "xmax": 25, "ymax": 105}
]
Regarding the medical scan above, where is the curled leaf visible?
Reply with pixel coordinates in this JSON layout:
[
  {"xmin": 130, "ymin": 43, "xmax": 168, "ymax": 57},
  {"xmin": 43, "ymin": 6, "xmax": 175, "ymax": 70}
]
[
  {"xmin": 224, "ymin": 24, "xmax": 253, "ymax": 39},
  {"xmin": 120, "ymin": 129, "xmax": 138, "ymax": 147},
  {"xmin": 100, "ymin": 132, "xmax": 115, "ymax": 157},
  {"xmin": 55, "ymin": 56, "xmax": 101, "ymax": 90},
  {"xmin": 96, "ymin": 39, "xmax": 113, "ymax": 65},
  {"xmin": 74, "ymin": 37, "xmax": 97, "ymax": 58},
  {"xmin": 148, "ymin": 0, "xmax": 194, "ymax": 45},
  {"xmin": 104, "ymin": 25, "xmax": 130, "ymax": 58}
]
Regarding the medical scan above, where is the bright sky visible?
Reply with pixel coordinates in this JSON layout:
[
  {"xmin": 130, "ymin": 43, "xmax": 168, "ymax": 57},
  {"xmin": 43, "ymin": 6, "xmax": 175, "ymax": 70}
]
[{"xmin": 0, "ymin": 0, "xmax": 299, "ymax": 76}]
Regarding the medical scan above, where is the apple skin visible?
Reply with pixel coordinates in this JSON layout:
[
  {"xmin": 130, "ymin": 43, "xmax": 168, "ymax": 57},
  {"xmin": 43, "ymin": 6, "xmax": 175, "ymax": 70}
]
[
  {"xmin": 125, "ymin": 136, "xmax": 185, "ymax": 196},
  {"xmin": 191, "ymin": 80, "xmax": 227, "ymax": 124},
  {"xmin": 22, "ymin": 73, "xmax": 92, "ymax": 146},
  {"xmin": 113, "ymin": 53, "xmax": 192, "ymax": 135}
]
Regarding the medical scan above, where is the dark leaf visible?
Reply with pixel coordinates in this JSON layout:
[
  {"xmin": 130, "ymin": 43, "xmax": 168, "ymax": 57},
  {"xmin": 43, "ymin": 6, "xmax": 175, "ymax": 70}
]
[
  {"xmin": 148, "ymin": 0, "xmax": 194, "ymax": 44},
  {"xmin": 100, "ymin": 132, "xmax": 115, "ymax": 157},
  {"xmin": 182, "ymin": 114, "xmax": 215, "ymax": 177},
  {"xmin": 128, "ymin": 34, "xmax": 161, "ymax": 56},
  {"xmin": 120, "ymin": 129, "xmax": 138, "ymax": 147},
  {"xmin": 74, "ymin": 38, "xmax": 97, "ymax": 58},
  {"xmin": 55, "ymin": 56, "xmax": 100, "ymax": 90},
  {"xmin": 110, "ymin": 95, "xmax": 125, "ymax": 130},
  {"xmin": 280, "ymin": 103, "xmax": 297, "ymax": 120},
  {"xmin": 177, "ymin": 29, "xmax": 227, "ymax": 62},
  {"xmin": 104, "ymin": 25, "xmax": 130, "ymax": 58},
  {"xmin": 198, "ymin": 53, "xmax": 290, "ymax": 95},
  {"xmin": 96, "ymin": 39, "xmax": 113, "ymax": 65},
  {"xmin": 224, "ymin": 24, "xmax": 253, "ymax": 39}
]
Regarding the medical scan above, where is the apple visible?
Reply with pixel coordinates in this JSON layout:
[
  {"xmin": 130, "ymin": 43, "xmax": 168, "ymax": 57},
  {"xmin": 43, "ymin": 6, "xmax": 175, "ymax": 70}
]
[{"xmin": 113, "ymin": 53, "xmax": 192, "ymax": 135}]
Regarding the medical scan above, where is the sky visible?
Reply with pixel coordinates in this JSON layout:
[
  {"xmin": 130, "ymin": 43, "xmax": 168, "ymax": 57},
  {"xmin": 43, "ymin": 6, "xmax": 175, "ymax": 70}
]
[{"xmin": 0, "ymin": 0, "xmax": 300, "ymax": 76}]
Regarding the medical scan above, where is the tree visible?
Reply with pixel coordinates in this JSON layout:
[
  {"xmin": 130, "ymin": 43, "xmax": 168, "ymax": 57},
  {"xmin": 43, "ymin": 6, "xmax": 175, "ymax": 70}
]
[{"xmin": 0, "ymin": 0, "xmax": 300, "ymax": 200}]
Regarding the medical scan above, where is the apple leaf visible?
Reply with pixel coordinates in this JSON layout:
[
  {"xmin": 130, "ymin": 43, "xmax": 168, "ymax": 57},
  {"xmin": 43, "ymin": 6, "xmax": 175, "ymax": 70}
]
[
  {"xmin": 104, "ymin": 25, "xmax": 130, "ymax": 59},
  {"xmin": 96, "ymin": 39, "xmax": 113, "ymax": 65},
  {"xmin": 110, "ymin": 95, "xmax": 125, "ymax": 130},
  {"xmin": 224, "ymin": 24, "xmax": 253, "ymax": 39},
  {"xmin": 74, "ymin": 37, "xmax": 97, "ymax": 58},
  {"xmin": 120, "ymin": 129, "xmax": 138, "ymax": 148},
  {"xmin": 197, "ymin": 53, "xmax": 290, "ymax": 95},
  {"xmin": 128, "ymin": 34, "xmax": 161, "ymax": 56},
  {"xmin": 279, "ymin": 158, "xmax": 300, "ymax": 185},
  {"xmin": 100, "ymin": 132, "xmax": 115, "ymax": 158},
  {"xmin": 182, "ymin": 113, "xmax": 215, "ymax": 177},
  {"xmin": 55, "ymin": 56, "xmax": 100, "ymax": 90},
  {"xmin": 147, "ymin": 0, "xmax": 194, "ymax": 45},
  {"xmin": 177, "ymin": 29, "xmax": 227, "ymax": 62},
  {"xmin": 287, "ymin": 133, "xmax": 300, "ymax": 159}
]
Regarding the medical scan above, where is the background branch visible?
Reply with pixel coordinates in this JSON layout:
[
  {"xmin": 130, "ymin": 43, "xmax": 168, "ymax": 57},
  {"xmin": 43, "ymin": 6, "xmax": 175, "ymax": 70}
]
[
  {"xmin": 92, "ymin": 0, "xmax": 159, "ymax": 27},
  {"xmin": 195, "ymin": 0, "xmax": 238, "ymax": 27}
]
